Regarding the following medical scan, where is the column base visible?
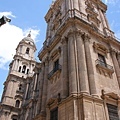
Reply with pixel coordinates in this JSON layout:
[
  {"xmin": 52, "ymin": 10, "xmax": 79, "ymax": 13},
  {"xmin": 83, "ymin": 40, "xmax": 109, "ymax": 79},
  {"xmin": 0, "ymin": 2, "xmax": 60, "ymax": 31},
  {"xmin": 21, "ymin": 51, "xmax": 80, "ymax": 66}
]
[
  {"xmin": 34, "ymin": 112, "xmax": 46, "ymax": 120},
  {"xmin": 80, "ymin": 91, "xmax": 89, "ymax": 95},
  {"xmin": 40, "ymin": 111, "xmax": 46, "ymax": 117},
  {"xmin": 57, "ymin": 94, "xmax": 107, "ymax": 120},
  {"xmin": 91, "ymin": 94, "xmax": 99, "ymax": 98}
]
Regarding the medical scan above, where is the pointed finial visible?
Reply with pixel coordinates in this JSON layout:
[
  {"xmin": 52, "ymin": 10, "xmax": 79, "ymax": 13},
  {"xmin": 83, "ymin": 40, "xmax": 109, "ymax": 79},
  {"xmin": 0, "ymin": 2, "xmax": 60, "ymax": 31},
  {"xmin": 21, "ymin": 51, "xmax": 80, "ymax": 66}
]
[{"xmin": 27, "ymin": 31, "xmax": 31, "ymax": 37}]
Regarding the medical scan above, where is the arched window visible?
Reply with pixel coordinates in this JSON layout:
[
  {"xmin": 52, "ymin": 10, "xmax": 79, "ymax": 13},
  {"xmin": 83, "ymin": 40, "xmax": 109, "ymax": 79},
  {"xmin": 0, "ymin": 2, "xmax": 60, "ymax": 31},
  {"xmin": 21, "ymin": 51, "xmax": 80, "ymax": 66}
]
[
  {"xmin": 26, "ymin": 69, "xmax": 29, "ymax": 74},
  {"xmin": 26, "ymin": 48, "xmax": 30, "ymax": 54},
  {"xmin": 18, "ymin": 66, "xmax": 21, "ymax": 72},
  {"xmin": 15, "ymin": 100, "xmax": 20, "ymax": 108},
  {"xmin": 19, "ymin": 84, "xmax": 22, "ymax": 91},
  {"xmin": 22, "ymin": 65, "xmax": 26, "ymax": 73}
]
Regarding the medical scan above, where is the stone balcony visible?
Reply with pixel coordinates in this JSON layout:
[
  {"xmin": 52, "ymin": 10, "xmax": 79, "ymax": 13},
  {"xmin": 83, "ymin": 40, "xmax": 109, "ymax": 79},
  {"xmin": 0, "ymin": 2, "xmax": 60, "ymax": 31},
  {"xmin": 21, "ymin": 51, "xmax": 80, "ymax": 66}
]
[
  {"xmin": 48, "ymin": 64, "xmax": 62, "ymax": 80},
  {"xmin": 96, "ymin": 59, "xmax": 114, "ymax": 77}
]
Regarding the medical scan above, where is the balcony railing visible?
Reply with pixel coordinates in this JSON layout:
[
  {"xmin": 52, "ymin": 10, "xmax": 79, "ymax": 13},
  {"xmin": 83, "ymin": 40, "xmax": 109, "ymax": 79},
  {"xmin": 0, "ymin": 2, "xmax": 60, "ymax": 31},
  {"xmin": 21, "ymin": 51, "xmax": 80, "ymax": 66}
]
[
  {"xmin": 96, "ymin": 59, "xmax": 113, "ymax": 70},
  {"xmin": 48, "ymin": 64, "xmax": 62, "ymax": 79}
]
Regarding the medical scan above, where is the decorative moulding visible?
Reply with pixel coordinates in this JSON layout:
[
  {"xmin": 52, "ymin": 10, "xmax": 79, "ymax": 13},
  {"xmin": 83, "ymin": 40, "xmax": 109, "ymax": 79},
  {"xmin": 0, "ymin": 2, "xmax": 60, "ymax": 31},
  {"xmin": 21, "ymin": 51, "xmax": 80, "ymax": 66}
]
[
  {"xmin": 50, "ymin": 47, "xmax": 61, "ymax": 61},
  {"xmin": 93, "ymin": 42, "xmax": 108, "ymax": 56}
]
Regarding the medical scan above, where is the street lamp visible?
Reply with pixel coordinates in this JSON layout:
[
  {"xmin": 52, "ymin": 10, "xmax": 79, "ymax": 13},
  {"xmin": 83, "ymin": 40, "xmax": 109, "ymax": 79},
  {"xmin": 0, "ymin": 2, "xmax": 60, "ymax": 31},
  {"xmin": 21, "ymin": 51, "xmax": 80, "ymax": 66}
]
[{"xmin": 0, "ymin": 16, "xmax": 11, "ymax": 27}]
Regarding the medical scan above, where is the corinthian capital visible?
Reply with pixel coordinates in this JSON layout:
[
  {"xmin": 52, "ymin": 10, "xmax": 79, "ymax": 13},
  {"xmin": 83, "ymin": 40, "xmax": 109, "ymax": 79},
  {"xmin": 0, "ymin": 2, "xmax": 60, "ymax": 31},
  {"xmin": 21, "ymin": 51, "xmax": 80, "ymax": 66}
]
[
  {"xmin": 81, "ymin": 33, "xmax": 91, "ymax": 42},
  {"xmin": 75, "ymin": 29, "xmax": 83, "ymax": 37},
  {"xmin": 117, "ymin": 52, "xmax": 120, "ymax": 56},
  {"xmin": 61, "ymin": 37, "xmax": 68, "ymax": 44},
  {"xmin": 44, "ymin": 56, "xmax": 49, "ymax": 66},
  {"xmin": 110, "ymin": 48, "xmax": 117, "ymax": 55},
  {"xmin": 67, "ymin": 29, "xmax": 74, "ymax": 37}
]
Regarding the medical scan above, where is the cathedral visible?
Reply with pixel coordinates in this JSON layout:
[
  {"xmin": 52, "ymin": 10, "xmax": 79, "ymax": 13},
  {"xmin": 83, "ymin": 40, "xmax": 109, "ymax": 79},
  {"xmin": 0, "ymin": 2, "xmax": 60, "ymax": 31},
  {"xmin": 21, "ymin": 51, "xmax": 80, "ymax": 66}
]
[{"xmin": 0, "ymin": 0, "xmax": 120, "ymax": 120}]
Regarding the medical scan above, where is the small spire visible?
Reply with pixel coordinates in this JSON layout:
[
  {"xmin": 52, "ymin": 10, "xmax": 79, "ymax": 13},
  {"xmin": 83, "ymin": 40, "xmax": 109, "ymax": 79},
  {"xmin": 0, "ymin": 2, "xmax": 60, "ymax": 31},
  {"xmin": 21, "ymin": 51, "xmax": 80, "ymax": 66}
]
[{"xmin": 27, "ymin": 31, "xmax": 31, "ymax": 37}]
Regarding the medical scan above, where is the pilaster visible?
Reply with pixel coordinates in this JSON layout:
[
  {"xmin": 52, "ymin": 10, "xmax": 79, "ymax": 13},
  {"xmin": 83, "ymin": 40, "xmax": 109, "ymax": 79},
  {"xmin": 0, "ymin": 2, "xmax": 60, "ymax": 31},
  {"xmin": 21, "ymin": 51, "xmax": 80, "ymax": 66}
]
[
  {"xmin": 99, "ymin": 8, "xmax": 107, "ymax": 29},
  {"xmin": 61, "ymin": 37, "xmax": 69, "ymax": 98},
  {"xmin": 117, "ymin": 53, "xmax": 120, "ymax": 68},
  {"xmin": 118, "ymin": 99, "xmax": 120, "ymax": 119},
  {"xmin": 40, "ymin": 58, "xmax": 49, "ymax": 117},
  {"xmin": 75, "ymin": 30, "xmax": 89, "ymax": 94},
  {"xmin": 82, "ymin": 33, "xmax": 97, "ymax": 96},
  {"xmin": 67, "ymin": 30, "xmax": 78, "ymax": 94},
  {"xmin": 111, "ymin": 49, "xmax": 120, "ymax": 88},
  {"xmin": 32, "ymin": 73, "xmax": 38, "ymax": 99},
  {"xmin": 37, "ymin": 63, "xmax": 45, "ymax": 115}
]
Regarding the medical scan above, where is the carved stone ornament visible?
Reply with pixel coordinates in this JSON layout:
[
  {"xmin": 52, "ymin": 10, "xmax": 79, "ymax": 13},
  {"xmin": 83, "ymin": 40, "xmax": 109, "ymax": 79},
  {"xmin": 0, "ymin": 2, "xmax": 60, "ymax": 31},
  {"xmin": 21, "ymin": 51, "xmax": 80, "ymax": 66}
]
[
  {"xmin": 81, "ymin": 33, "xmax": 91, "ymax": 42},
  {"xmin": 101, "ymin": 90, "xmax": 120, "ymax": 100},
  {"xmin": 93, "ymin": 42, "xmax": 108, "ymax": 56},
  {"xmin": 47, "ymin": 98, "xmax": 58, "ymax": 107},
  {"xmin": 48, "ymin": 68, "xmax": 61, "ymax": 84},
  {"xmin": 50, "ymin": 47, "xmax": 61, "ymax": 61},
  {"xmin": 15, "ymin": 94, "xmax": 23, "ymax": 100},
  {"xmin": 96, "ymin": 64, "xmax": 114, "ymax": 78},
  {"xmin": 61, "ymin": 37, "xmax": 68, "ymax": 44},
  {"xmin": 85, "ymin": 0, "xmax": 94, "ymax": 11},
  {"xmin": 75, "ymin": 29, "xmax": 84, "ymax": 36}
]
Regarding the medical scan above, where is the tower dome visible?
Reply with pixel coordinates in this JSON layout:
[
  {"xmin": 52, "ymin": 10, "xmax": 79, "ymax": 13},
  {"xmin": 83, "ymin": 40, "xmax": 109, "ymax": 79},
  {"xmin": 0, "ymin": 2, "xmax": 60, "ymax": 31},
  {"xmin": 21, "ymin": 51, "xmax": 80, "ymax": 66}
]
[{"xmin": 20, "ymin": 32, "xmax": 35, "ymax": 46}]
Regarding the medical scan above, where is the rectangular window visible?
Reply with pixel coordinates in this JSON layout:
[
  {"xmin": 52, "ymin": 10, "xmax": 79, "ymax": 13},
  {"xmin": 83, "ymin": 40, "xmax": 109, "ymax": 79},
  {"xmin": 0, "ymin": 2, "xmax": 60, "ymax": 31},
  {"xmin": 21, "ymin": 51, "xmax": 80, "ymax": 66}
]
[
  {"xmin": 98, "ymin": 54, "xmax": 106, "ymax": 67},
  {"xmin": 98, "ymin": 54, "xmax": 106, "ymax": 63},
  {"xmin": 54, "ymin": 59, "xmax": 59, "ymax": 72},
  {"xmin": 50, "ymin": 108, "xmax": 58, "ymax": 120},
  {"xmin": 107, "ymin": 104, "xmax": 119, "ymax": 120}
]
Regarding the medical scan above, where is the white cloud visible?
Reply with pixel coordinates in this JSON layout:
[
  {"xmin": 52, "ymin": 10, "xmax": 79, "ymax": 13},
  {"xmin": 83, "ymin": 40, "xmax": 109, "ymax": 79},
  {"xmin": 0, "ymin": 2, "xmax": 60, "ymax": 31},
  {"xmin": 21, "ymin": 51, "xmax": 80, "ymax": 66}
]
[
  {"xmin": 0, "ymin": 11, "xmax": 15, "ymax": 18},
  {"xmin": 23, "ymin": 28, "xmax": 40, "ymax": 42},
  {"xmin": 0, "ymin": 12, "xmax": 40, "ymax": 70}
]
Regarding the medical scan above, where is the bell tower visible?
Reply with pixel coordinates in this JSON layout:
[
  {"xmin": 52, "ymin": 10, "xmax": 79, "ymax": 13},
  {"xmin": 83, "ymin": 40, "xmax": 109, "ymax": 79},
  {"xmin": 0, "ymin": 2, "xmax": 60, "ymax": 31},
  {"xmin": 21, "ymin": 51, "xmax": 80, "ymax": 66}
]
[
  {"xmin": 36, "ymin": 0, "xmax": 120, "ymax": 120},
  {"xmin": 0, "ymin": 33, "xmax": 36, "ymax": 120}
]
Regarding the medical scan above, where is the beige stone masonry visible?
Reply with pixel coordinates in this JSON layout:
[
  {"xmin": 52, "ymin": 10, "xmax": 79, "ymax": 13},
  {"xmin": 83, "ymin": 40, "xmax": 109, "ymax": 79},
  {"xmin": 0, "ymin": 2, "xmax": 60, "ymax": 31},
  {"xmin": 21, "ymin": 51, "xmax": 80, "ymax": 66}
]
[
  {"xmin": 67, "ymin": 30, "xmax": 78, "ymax": 94},
  {"xmin": 75, "ymin": 29, "xmax": 89, "ymax": 94},
  {"xmin": 82, "ymin": 33, "xmax": 97, "ymax": 97},
  {"xmin": 111, "ymin": 49, "xmax": 120, "ymax": 88},
  {"xmin": 61, "ymin": 37, "xmax": 69, "ymax": 98}
]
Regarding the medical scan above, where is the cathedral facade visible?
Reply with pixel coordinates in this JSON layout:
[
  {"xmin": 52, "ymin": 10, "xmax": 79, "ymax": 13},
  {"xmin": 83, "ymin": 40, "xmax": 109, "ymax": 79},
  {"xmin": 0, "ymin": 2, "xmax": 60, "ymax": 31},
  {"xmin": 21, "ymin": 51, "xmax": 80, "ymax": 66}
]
[{"xmin": 1, "ymin": 0, "xmax": 120, "ymax": 120}]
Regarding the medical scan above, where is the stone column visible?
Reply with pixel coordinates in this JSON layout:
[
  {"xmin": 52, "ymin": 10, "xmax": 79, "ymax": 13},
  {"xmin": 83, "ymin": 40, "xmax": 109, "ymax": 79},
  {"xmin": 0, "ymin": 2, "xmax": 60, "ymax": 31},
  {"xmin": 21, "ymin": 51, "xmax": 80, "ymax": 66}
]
[
  {"xmin": 5, "ymin": 81, "xmax": 13, "ymax": 97},
  {"xmin": 103, "ymin": 13, "xmax": 110, "ymax": 29},
  {"xmin": 68, "ymin": 31, "xmax": 77, "ymax": 94},
  {"xmin": 24, "ymin": 81, "xmax": 29, "ymax": 103},
  {"xmin": 14, "ymin": 59, "xmax": 19, "ymax": 71},
  {"xmin": 118, "ymin": 100, "xmax": 120, "ymax": 119},
  {"xmin": 40, "ymin": 58, "xmax": 49, "ymax": 116},
  {"xmin": 117, "ymin": 53, "xmax": 120, "ymax": 68},
  {"xmin": 30, "ymin": 64, "xmax": 33, "ymax": 74},
  {"xmin": 37, "ymin": 64, "xmax": 45, "ymax": 115},
  {"xmin": 76, "ymin": 30, "xmax": 89, "ymax": 94},
  {"xmin": 29, "ymin": 107, "xmax": 33, "ymax": 120},
  {"xmin": 16, "ymin": 59, "xmax": 19, "ymax": 71},
  {"xmin": 32, "ymin": 73, "xmax": 38, "ymax": 99},
  {"xmin": 12, "ymin": 59, "xmax": 17, "ymax": 71},
  {"xmin": 79, "ymin": 0, "xmax": 85, "ymax": 13},
  {"xmin": 10, "ymin": 81, "xmax": 14, "ymax": 96},
  {"xmin": 99, "ymin": 9, "xmax": 107, "ymax": 29},
  {"xmin": 61, "ymin": 37, "xmax": 69, "ymax": 98},
  {"xmin": 82, "ymin": 33, "xmax": 97, "ymax": 96},
  {"xmin": 111, "ymin": 50, "xmax": 120, "ymax": 88},
  {"xmin": 73, "ymin": 0, "xmax": 79, "ymax": 10}
]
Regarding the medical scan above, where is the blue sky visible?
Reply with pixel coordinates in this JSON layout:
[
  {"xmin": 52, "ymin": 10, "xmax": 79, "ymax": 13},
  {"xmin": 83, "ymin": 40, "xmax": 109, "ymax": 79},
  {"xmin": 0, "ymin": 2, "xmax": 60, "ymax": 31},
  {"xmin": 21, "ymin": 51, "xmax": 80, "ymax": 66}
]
[{"xmin": 0, "ymin": 0, "xmax": 120, "ymax": 98}]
